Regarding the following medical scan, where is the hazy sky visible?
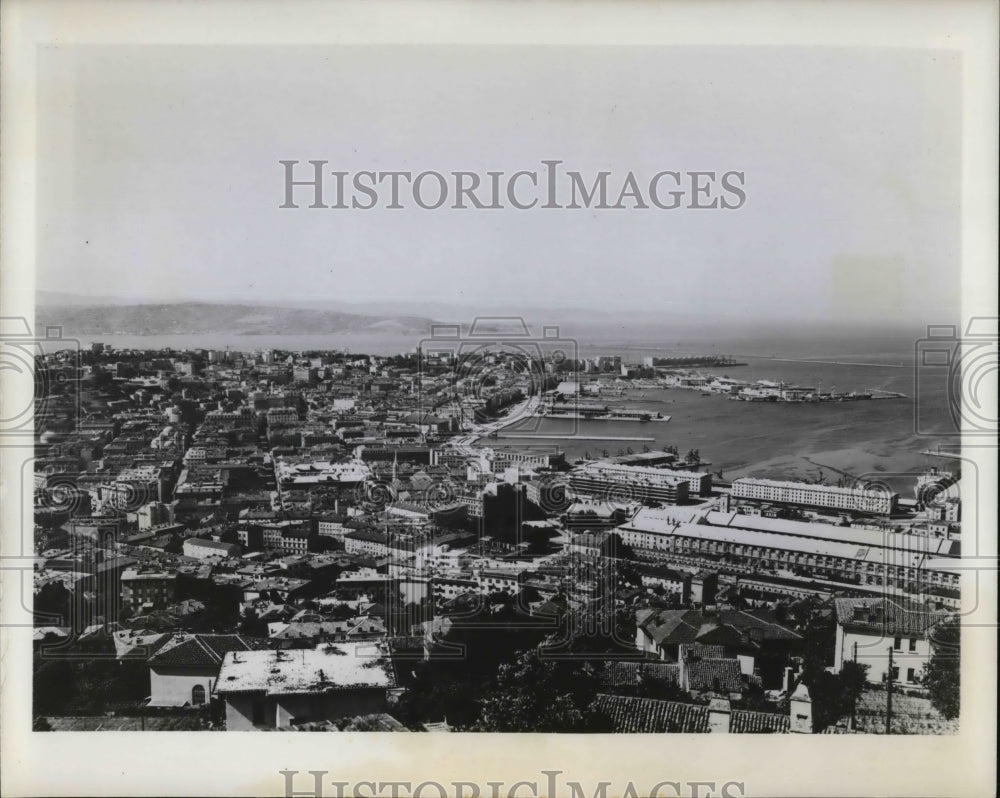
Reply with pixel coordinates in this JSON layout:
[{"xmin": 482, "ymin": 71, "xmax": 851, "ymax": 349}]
[{"xmin": 37, "ymin": 45, "xmax": 961, "ymax": 322}]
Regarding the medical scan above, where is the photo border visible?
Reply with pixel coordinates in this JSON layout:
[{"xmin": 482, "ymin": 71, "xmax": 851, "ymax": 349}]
[{"xmin": 2, "ymin": 1, "xmax": 996, "ymax": 796}]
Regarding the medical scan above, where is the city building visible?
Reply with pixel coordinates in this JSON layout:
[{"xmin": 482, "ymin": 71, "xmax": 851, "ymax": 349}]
[
  {"xmin": 731, "ymin": 477, "xmax": 899, "ymax": 516},
  {"xmin": 183, "ymin": 537, "xmax": 241, "ymax": 561},
  {"xmin": 121, "ymin": 568, "xmax": 178, "ymax": 612},
  {"xmin": 147, "ymin": 634, "xmax": 256, "ymax": 707},
  {"xmin": 570, "ymin": 462, "xmax": 697, "ymax": 506},
  {"xmin": 213, "ymin": 643, "xmax": 396, "ymax": 730},
  {"xmin": 833, "ymin": 597, "xmax": 945, "ymax": 688},
  {"xmin": 344, "ymin": 529, "xmax": 390, "ymax": 558},
  {"xmin": 617, "ymin": 508, "xmax": 959, "ymax": 603}
]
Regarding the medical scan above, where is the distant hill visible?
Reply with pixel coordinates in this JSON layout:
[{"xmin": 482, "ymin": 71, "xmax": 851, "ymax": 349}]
[
  {"xmin": 34, "ymin": 302, "xmax": 436, "ymax": 336},
  {"xmin": 37, "ymin": 290, "xmax": 148, "ymax": 307},
  {"xmin": 34, "ymin": 292, "xmax": 919, "ymax": 343}
]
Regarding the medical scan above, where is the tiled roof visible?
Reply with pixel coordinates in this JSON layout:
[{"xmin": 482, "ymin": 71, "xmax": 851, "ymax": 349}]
[
  {"xmin": 635, "ymin": 608, "xmax": 658, "ymax": 627},
  {"xmin": 694, "ymin": 624, "xmax": 747, "ymax": 648},
  {"xmin": 150, "ymin": 634, "xmax": 254, "ymax": 668},
  {"xmin": 272, "ymin": 618, "xmax": 385, "ymax": 641},
  {"xmin": 113, "ymin": 630, "xmax": 173, "ymax": 661},
  {"xmin": 679, "ymin": 643, "xmax": 726, "ymax": 660},
  {"xmin": 716, "ymin": 610, "xmax": 802, "ymax": 642},
  {"xmin": 600, "ymin": 661, "xmax": 680, "ymax": 688},
  {"xmin": 593, "ymin": 694, "xmax": 708, "ymax": 733},
  {"xmin": 639, "ymin": 610, "xmax": 702, "ymax": 646},
  {"xmin": 729, "ymin": 709, "xmax": 789, "ymax": 733},
  {"xmin": 833, "ymin": 597, "xmax": 943, "ymax": 637},
  {"xmin": 684, "ymin": 658, "xmax": 743, "ymax": 693},
  {"xmin": 639, "ymin": 609, "xmax": 800, "ymax": 651}
]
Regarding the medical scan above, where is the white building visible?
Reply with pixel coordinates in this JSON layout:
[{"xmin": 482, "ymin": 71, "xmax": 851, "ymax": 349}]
[
  {"xmin": 214, "ymin": 643, "xmax": 395, "ymax": 730},
  {"xmin": 833, "ymin": 597, "xmax": 945, "ymax": 688},
  {"xmin": 731, "ymin": 478, "xmax": 898, "ymax": 516},
  {"xmin": 183, "ymin": 537, "xmax": 241, "ymax": 560}
]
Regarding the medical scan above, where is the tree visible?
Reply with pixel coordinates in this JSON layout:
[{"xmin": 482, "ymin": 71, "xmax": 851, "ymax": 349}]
[
  {"xmin": 600, "ymin": 531, "xmax": 634, "ymax": 561},
  {"xmin": 162, "ymin": 535, "xmax": 184, "ymax": 555},
  {"xmin": 839, "ymin": 660, "xmax": 869, "ymax": 725},
  {"xmin": 795, "ymin": 601, "xmax": 836, "ymax": 678},
  {"xmin": 33, "ymin": 656, "xmax": 75, "ymax": 716},
  {"xmin": 239, "ymin": 608, "xmax": 268, "ymax": 638},
  {"xmin": 615, "ymin": 560, "xmax": 642, "ymax": 591},
  {"xmin": 476, "ymin": 650, "xmax": 613, "ymax": 732},
  {"xmin": 34, "ymin": 582, "xmax": 72, "ymax": 626},
  {"xmin": 393, "ymin": 665, "xmax": 482, "ymax": 730},
  {"xmin": 924, "ymin": 616, "xmax": 960, "ymax": 720},
  {"xmin": 803, "ymin": 669, "xmax": 847, "ymax": 732}
]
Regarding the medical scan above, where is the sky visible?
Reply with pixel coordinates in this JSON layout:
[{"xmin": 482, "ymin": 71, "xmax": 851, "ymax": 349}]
[{"xmin": 36, "ymin": 44, "xmax": 962, "ymax": 324}]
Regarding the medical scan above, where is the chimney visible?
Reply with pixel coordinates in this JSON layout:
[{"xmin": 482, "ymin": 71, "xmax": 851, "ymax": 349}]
[
  {"xmin": 783, "ymin": 665, "xmax": 796, "ymax": 694},
  {"xmin": 788, "ymin": 682, "xmax": 813, "ymax": 734},
  {"xmin": 707, "ymin": 698, "xmax": 732, "ymax": 733}
]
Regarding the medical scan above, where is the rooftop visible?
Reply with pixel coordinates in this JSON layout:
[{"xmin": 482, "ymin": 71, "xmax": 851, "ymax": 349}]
[
  {"xmin": 684, "ymin": 657, "xmax": 743, "ymax": 693},
  {"xmin": 184, "ymin": 537, "xmax": 239, "ymax": 552},
  {"xmin": 150, "ymin": 634, "xmax": 256, "ymax": 668},
  {"xmin": 215, "ymin": 643, "xmax": 394, "ymax": 696},
  {"xmin": 833, "ymin": 596, "xmax": 946, "ymax": 637},
  {"xmin": 732, "ymin": 477, "xmax": 899, "ymax": 498},
  {"xmin": 593, "ymin": 694, "xmax": 708, "ymax": 733},
  {"xmin": 623, "ymin": 512, "xmax": 948, "ymax": 567},
  {"xmin": 577, "ymin": 462, "xmax": 710, "ymax": 480}
]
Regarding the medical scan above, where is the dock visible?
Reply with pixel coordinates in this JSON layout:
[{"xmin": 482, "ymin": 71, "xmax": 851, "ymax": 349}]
[
  {"xmin": 531, "ymin": 413, "xmax": 671, "ymax": 422},
  {"xmin": 495, "ymin": 434, "xmax": 656, "ymax": 442}
]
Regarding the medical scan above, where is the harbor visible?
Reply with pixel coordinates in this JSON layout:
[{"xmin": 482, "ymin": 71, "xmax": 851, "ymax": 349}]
[
  {"xmin": 532, "ymin": 411, "xmax": 671, "ymax": 422},
  {"xmin": 659, "ymin": 371, "xmax": 908, "ymax": 403},
  {"xmin": 494, "ymin": 433, "xmax": 656, "ymax": 442}
]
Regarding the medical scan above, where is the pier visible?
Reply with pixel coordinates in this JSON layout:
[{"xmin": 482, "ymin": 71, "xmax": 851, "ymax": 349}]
[
  {"xmin": 735, "ymin": 354, "xmax": 907, "ymax": 369},
  {"xmin": 532, "ymin": 413, "xmax": 671, "ymax": 422},
  {"xmin": 494, "ymin": 434, "xmax": 656, "ymax": 442}
]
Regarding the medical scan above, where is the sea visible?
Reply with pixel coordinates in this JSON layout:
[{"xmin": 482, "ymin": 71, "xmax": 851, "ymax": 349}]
[{"xmin": 64, "ymin": 327, "xmax": 962, "ymax": 491}]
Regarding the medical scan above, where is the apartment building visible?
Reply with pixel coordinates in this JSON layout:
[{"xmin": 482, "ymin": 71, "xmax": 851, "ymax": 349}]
[{"xmin": 731, "ymin": 478, "xmax": 898, "ymax": 516}]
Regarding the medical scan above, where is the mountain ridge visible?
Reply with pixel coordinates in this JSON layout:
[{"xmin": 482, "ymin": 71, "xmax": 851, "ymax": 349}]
[{"xmin": 35, "ymin": 301, "xmax": 437, "ymax": 336}]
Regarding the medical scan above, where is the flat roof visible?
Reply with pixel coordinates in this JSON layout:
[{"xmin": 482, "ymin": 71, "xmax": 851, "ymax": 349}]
[
  {"xmin": 705, "ymin": 511, "xmax": 956, "ymax": 557},
  {"xmin": 622, "ymin": 508, "xmax": 955, "ymax": 558},
  {"xmin": 620, "ymin": 511, "xmax": 951, "ymax": 568},
  {"xmin": 669, "ymin": 522, "xmax": 927, "ymax": 568},
  {"xmin": 215, "ymin": 643, "xmax": 394, "ymax": 695}
]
